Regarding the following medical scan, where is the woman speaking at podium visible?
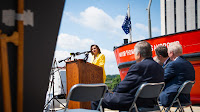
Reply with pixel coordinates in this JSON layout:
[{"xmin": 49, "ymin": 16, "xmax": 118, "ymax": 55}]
[{"xmin": 90, "ymin": 44, "xmax": 106, "ymax": 83}]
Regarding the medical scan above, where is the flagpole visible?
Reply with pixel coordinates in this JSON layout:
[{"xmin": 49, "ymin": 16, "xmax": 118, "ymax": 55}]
[
  {"xmin": 122, "ymin": 4, "xmax": 132, "ymax": 42},
  {"xmin": 128, "ymin": 4, "xmax": 132, "ymax": 43}
]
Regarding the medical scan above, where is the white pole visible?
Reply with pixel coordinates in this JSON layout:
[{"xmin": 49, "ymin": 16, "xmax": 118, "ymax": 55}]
[
  {"xmin": 128, "ymin": 4, "xmax": 132, "ymax": 43},
  {"xmin": 147, "ymin": 0, "xmax": 152, "ymax": 38}
]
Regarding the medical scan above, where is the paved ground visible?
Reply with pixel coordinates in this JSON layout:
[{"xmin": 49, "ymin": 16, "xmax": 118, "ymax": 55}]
[
  {"xmin": 104, "ymin": 105, "xmax": 200, "ymax": 112},
  {"xmin": 48, "ymin": 99, "xmax": 200, "ymax": 112}
]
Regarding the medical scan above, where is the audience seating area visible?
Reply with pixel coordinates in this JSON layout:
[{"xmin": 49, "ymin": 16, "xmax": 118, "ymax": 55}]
[{"xmin": 54, "ymin": 81, "xmax": 196, "ymax": 112}]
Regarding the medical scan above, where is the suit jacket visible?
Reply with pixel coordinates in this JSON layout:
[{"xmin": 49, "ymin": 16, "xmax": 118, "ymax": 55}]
[
  {"xmin": 102, "ymin": 57, "xmax": 164, "ymax": 110},
  {"xmin": 163, "ymin": 57, "xmax": 171, "ymax": 69},
  {"xmin": 159, "ymin": 56, "xmax": 195, "ymax": 107},
  {"xmin": 90, "ymin": 53, "xmax": 106, "ymax": 83}
]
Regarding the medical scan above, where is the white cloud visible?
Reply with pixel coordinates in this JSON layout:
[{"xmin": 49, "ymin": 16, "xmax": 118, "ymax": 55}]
[
  {"xmin": 135, "ymin": 23, "xmax": 148, "ymax": 32},
  {"xmin": 54, "ymin": 50, "xmax": 70, "ymax": 60},
  {"xmin": 101, "ymin": 48, "xmax": 119, "ymax": 75},
  {"xmin": 132, "ymin": 35, "xmax": 147, "ymax": 42},
  {"xmin": 56, "ymin": 33, "xmax": 94, "ymax": 50},
  {"xmin": 101, "ymin": 48, "xmax": 116, "ymax": 63},
  {"xmin": 65, "ymin": 6, "xmax": 124, "ymax": 33},
  {"xmin": 135, "ymin": 23, "xmax": 160, "ymax": 33},
  {"xmin": 53, "ymin": 50, "xmax": 70, "ymax": 67}
]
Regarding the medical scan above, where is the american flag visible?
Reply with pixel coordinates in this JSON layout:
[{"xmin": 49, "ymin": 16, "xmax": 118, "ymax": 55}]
[{"xmin": 122, "ymin": 13, "xmax": 131, "ymax": 34}]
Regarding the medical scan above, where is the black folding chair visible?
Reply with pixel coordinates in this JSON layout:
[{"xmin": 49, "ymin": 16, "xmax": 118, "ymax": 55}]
[
  {"xmin": 163, "ymin": 81, "xmax": 195, "ymax": 112},
  {"xmin": 121, "ymin": 82, "xmax": 165, "ymax": 112},
  {"xmin": 56, "ymin": 83, "xmax": 107, "ymax": 112}
]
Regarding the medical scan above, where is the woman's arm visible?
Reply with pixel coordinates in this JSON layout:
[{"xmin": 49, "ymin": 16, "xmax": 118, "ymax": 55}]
[{"xmin": 97, "ymin": 54, "xmax": 105, "ymax": 68}]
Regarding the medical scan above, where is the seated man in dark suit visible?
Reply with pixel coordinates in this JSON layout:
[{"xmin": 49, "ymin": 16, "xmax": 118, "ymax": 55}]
[
  {"xmin": 91, "ymin": 41, "xmax": 164, "ymax": 111},
  {"xmin": 159, "ymin": 42, "xmax": 195, "ymax": 107},
  {"xmin": 155, "ymin": 45, "xmax": 171, "ymax": 69}
]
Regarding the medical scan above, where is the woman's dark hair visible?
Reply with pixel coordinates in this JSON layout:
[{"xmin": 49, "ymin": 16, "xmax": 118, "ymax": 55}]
[{"xmin": 90, "ymin": 44, "xmax": 101, "ymax": 55}]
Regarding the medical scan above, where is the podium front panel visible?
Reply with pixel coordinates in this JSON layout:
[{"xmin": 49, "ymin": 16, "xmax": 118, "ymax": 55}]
[{"xmin": 66, "ymin": 59, "xmax": 103, "ymax": 109}]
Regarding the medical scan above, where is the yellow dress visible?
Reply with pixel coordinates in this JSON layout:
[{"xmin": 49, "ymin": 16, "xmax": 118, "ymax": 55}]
[{"xmin": 90, "ymin": 53, "xmax": 106, "ymax": 83}]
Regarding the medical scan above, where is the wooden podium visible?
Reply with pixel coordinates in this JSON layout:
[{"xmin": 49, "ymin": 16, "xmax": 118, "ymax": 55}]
[{"xmin": 66, "ymin": 59, "xmax": 103, "ymax": 109}]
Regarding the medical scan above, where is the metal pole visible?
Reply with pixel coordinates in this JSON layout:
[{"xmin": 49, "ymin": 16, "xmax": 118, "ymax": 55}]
[
  {"xmin": 128, "ymin": 4, "xmax": 132, "ymax": 42},
  {"xmin": 147, "ymin": 0, "xmax": 152, "ymax": 38}
]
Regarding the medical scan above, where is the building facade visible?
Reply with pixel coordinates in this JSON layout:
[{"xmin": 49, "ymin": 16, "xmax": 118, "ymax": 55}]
[{"xmin": 161, "ymin": 0, "xmax": 200, "ymax": 35}]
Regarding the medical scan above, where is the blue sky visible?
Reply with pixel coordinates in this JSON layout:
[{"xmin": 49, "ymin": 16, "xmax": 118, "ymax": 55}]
[{"xmin": 54, "ymin": 0, "xmax": 161, "ymax": 75}]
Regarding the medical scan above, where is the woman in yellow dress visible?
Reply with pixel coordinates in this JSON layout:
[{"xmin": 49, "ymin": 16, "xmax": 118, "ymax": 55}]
[{"xmin": 90, "ymin": 44, "xmax": 106, "ymax": 83}]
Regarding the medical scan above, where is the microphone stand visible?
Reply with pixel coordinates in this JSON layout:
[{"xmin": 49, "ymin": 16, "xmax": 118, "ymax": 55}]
[
  {"xmin": 74, "ymin": 51, "xmax": 90, "ymax": 62},
  {"xmin": 44, "ymin": 59, "xmax": 66, "ymax": 111},
  {"xmin": 58, "ymin": 57, "xmax": 71, "ymax": 63},
  {"xmin": 83, "ymin": 53, "xmax": 89, "ymax": 62}
]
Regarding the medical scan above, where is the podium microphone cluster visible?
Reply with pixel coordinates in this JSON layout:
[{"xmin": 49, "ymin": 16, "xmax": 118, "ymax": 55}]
[
  {"xmin": 70, "ymin": 51, "xmax": 91, "ymax": 56},
  {"xmin": 58, "ymin": 51, "xmax": 91, "ymax": 63}
]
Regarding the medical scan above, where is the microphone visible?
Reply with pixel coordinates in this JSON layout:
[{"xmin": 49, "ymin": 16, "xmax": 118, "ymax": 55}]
[
  {"xmin": 75, "ymin": 52, "xmax": 81, "ymax": 55},
  {"xmin": 85, "ymin": 51, "xmax": 91, "ymax": 54},
  {"xmin": 58, "ymin": 57, "xmax": 71, "ymax": 63},
  {"xmin": 70, "ymin": 53, "xmax": 75, "ymax": 56},
  {"xmin": 58, "ymin": 59, "xmax": 63, "ymax": 63},
  {"xmin": 74, "ymin": 51, "xmax": 91, "ymax": 55}
]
